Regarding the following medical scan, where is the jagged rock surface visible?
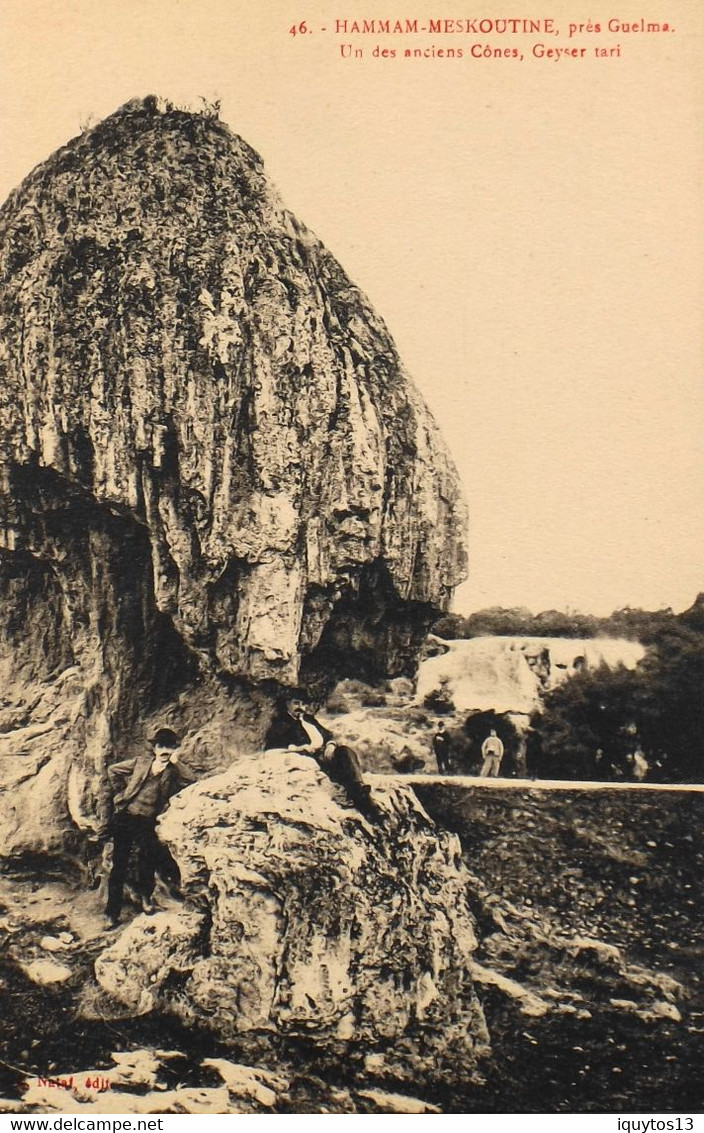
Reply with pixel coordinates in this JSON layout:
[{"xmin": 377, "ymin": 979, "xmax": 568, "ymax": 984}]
[
  {"xmin": 94, "ymin": 753, "xmax": 489, "ymax": 1074},
  {"xmin": 0, "ymin": 97, "xmax": 467, "ymax": 851},
  {"xmin": 0, "ymin": 96, "xmax": 466, "ymax": 684}
]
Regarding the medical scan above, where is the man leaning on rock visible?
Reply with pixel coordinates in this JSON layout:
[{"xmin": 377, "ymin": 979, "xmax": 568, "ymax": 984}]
[
  {"xmin": 264, "ymin": 692, "xmax": 381, "ymax": 822},
  {"xmin": 103, "ymin": 727, "xmax": 191, "ymax": 929}
]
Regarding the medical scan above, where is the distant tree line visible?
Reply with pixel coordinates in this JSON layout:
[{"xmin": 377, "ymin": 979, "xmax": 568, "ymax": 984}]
[{"xmin": 432, "ymin": 604, "xmax": 686, "ymax": 643}]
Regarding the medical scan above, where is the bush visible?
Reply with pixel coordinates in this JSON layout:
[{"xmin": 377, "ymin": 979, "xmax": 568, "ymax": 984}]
[
  {"xmin": 532, "ymin": 616, "xmax": 704, "ymax": 782},
  {"xmin": 422, "ymin": 678, "xmax": 455, "ymax": 715},
  {"xmin": 325, "ymin": 679, "xmax": 387, "ymax": 714}
]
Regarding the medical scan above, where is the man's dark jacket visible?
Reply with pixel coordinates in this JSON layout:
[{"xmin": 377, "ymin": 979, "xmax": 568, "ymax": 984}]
[
  {"xmin": 433, "ymin": 731, "xmax": 450, "ymax": 756},
  {"xmin": 264, "ymin": 712, "xmax": 333, "ymax": 752},
  {"xmin": 107, "ymin": 753, "xmax": 190, "ymax": 817}
]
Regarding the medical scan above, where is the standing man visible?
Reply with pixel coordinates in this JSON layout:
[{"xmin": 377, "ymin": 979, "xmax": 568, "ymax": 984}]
[
  {"xmin": 432, "ymin": 721, "xmax": 452, "ymax": 775},
  {"xmin": 629, "ymin": 746, "xmax": 649, "ymax": 782},
  {"xmin": 104, "ymin": 727, "xmax": 190, "ymax": 928},
  {"xmin": 480, "ymin": 728, "xmax": 505, "ymax": 778}
]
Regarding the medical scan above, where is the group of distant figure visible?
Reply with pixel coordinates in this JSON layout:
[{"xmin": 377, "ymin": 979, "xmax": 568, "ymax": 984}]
[
  {"xmin": 593, "ymin": 745, "xmax": 650, "ymax": 782},
  {"xmin": 429, "ymin": 721, "xmax": 660, "ymax": 782},
  {"xmin": 432, "ymin": 722, "xmax": 505, "ymax": 777}
]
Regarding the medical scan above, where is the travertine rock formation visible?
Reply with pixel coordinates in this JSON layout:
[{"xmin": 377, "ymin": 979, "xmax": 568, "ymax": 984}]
[
  {"xmin": 416, "ymin": 635, "xmax": 645, "ymax": 716},
  {"xmin": 0, "ymin": 97, "xmax": 467, "ymax": 850},
  {"xmin": 0, "ymin": 96, "xmax": 466, "ymax": 686},
  {"xmin": 95, "ymin": 753, "xmax": 489, "ymax": 1075}
]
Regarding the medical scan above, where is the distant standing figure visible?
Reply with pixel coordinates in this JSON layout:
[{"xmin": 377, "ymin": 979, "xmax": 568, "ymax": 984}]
[
  {"xmin": 104, "ymin": 728, "xmax": 191, "ymax": 928},
  {"xmin": 433, "ymin": 722, "xmax": 452, "ymax": 774},
  {"xmin": 480, "ymin": 729, "xmax": 504, "ymax": 778},
  {"xmin": 630, "ymin": 747, "xmax": 649, "ymax": 782}
]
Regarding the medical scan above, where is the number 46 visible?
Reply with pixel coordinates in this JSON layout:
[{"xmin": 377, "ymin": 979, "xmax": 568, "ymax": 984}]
[{"xmin": 289, "ymin": 21, "xmax": 309, "ymax": 35}]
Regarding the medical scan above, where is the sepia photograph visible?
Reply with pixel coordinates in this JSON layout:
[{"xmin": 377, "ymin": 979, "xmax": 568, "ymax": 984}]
[{"xmin": 0, "ymin": 0, "xmax": 702, "ymax": 1118}]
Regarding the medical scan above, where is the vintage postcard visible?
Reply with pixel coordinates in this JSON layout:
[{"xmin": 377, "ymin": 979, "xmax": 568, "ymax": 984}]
[{"xmin": 0, "ymin": 0, "xmax": 702, "ymax": 1119}]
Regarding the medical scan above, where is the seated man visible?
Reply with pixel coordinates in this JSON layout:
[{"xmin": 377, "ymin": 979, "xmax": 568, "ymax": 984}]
[
  {"xmin": 265, "ymin": 693, "xmax": 380, "ymax": 821},
  {"xmin": 104, "ymin": 727, "xmax": 191, "ymax": 928}
]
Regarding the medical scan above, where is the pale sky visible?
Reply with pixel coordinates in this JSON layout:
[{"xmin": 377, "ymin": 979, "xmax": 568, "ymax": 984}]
[{"xmin": 1, "ymin": 0, "xmax": 703, "ymax": 616}]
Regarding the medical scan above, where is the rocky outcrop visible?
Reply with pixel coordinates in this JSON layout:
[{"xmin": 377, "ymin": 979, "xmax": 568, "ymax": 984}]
[
  {"xmin": 0, "ymin": 97, "xmax": 467, "ymax": 852},
  {"xmin": 1, "ymin": 779, "xmax": 699, "ymax": 1114},
  {"xmin": 94, "ymin": 753, "xmax": 489, "ymax": 1076},
  {"xmin": 0, "ymin": 96, "xmax": 466, "ymax": 684}
]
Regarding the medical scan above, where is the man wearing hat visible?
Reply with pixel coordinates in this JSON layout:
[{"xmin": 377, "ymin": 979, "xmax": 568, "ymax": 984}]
[
  {"xmin": 104, "ymin": 727, "xmax": 191, "ymax": 928},
  {"xmin": 264, "ymin": 692, "xmax": 381, "ymax": 821}
]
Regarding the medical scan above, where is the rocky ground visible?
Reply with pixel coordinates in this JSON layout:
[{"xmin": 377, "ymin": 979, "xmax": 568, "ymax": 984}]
[
  {"xmin": 414, "ymin": 782, "xmax": 704, "ymax": 1112},
  {"xmin": 0, "ymin": 861, "xmax": 442, "ymax": 1114},
  {"xmin": 320, "ymin": 677, "xmax": 436, "ymax": 773},
  {"xmin": 1, "ymin": 776, "xmax": 701, "ymax": 1114},
  {"xmin": 0, "ymin": 756, "xmax": 489, "ymax": 1116}
]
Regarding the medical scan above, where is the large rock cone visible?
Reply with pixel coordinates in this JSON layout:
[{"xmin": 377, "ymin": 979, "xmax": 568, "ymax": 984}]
[
  {"xmin": 0, "ymin": 96, "xmax": 466, "ymax": 684},
  {"xmin": 0, "ymin": 98, "xmax": 467, "ymax": 851},
  {"xmin": 95, "ymin": 753, "xmax": 488, "ymax": 1075}
]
